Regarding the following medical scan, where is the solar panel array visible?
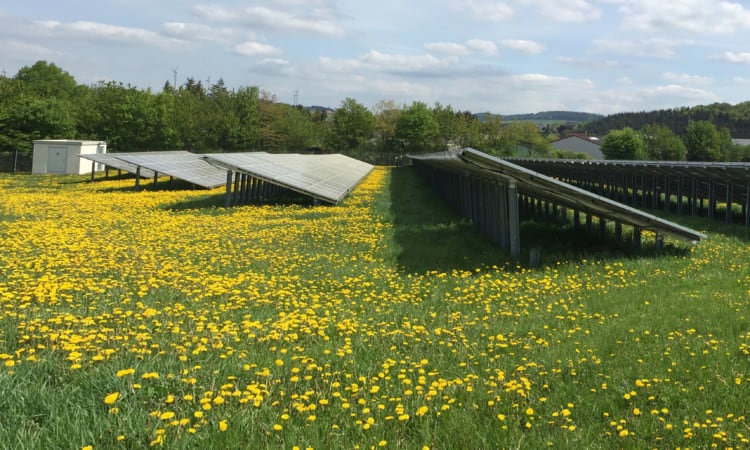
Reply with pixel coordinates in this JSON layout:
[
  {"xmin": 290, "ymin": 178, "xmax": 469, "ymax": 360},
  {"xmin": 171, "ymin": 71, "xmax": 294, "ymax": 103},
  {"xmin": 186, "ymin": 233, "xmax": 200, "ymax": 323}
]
[
  {"xmin": 116, "ymin": 151, "xmax": 227, "ymax": 189},
  {"xmin": 506, "ymin": 157, "xmax": 750, "ymax": 206},
  {"xmin": 78, "ymin": 153, "xmax": 156, "ymax": 178},
  {"xmin": 203, "ymin": 152, "xmax": 374, "ymax": 204},
  {"xmin": 411, "ymin": 148, "xmax": 706, "ymax": 243}
]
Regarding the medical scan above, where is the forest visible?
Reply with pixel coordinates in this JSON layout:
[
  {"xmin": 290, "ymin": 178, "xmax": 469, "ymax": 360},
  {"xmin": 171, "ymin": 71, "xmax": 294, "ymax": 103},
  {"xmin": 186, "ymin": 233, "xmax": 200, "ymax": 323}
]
[
  {"xmin": 2, "ymin": 61, "xmax": 749, "ymax": 172},
  {"xmin": 0, "ymin": 61, "xmax": 557, "ymax": 172},
  {"xmin": 581, "ymin": 102, "xmax": 750, "ymax": 138}
]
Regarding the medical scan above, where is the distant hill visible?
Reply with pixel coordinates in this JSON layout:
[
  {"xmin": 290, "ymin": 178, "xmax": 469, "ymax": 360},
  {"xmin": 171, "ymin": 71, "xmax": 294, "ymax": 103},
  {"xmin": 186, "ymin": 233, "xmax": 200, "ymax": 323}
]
[
  {"xmin": 475, "ymin": 111, "xmax": 603, "ymax": 125},
  {"xmin": 580, "ymin": 102, "xmax": 750, "ymax": 137}
]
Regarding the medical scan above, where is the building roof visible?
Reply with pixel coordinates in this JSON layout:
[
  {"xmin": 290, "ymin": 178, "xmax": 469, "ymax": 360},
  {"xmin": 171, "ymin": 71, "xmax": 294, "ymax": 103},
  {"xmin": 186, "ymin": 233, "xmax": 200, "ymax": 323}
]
[
  {"xmin": 33, "ymin": 139, "xmax": 107, "ymax": 145},
  {"xmin": 552, "ymin": 134, "xmax": 601, "ymax": 145}
]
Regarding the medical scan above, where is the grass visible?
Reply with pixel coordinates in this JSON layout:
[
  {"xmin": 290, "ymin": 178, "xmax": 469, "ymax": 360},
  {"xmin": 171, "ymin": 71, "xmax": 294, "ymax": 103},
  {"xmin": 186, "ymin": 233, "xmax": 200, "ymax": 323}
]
[{"xmin": 0, "ymin": 168, "xmax": 748, "ymax": 449}]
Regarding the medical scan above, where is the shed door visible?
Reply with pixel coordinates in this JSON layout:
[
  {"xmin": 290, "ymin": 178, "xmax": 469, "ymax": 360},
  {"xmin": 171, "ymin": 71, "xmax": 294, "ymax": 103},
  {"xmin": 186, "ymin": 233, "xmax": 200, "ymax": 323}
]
[{"xmin": 47, "ymin": 146, "xmax": 68, "ymax": 173}]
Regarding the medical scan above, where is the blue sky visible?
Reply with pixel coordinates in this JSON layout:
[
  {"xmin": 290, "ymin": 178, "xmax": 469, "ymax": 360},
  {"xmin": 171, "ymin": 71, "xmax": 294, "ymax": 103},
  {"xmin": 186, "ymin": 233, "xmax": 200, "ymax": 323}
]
[{"xmin": 1, "ymin": 0, "xmax": 750, "ymax": 115}]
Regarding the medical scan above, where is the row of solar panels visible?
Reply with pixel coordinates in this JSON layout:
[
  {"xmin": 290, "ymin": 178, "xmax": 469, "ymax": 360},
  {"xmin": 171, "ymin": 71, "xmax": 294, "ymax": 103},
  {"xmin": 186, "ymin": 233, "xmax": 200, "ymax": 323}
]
[
  {"xmin": 79, "ymin": 151, "xmax": 374, "ymax": 204},
  {"xmin": 410, "ymin": 148, "xmax": 706, "ymax": 243}
]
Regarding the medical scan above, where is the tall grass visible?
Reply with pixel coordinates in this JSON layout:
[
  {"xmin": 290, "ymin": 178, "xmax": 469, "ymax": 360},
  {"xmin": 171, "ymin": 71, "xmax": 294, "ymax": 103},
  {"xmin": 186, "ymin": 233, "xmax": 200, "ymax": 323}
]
[{"xmin": 0, "ymin": 167, "xmax": 748, "ymax": 449}]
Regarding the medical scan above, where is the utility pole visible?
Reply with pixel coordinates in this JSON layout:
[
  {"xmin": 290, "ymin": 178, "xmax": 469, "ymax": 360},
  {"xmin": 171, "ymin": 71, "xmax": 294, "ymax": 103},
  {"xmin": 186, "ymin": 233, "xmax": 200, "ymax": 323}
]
[{"xmin": 293, "ymin": 89, "xmax": 299, "ymax": 107}]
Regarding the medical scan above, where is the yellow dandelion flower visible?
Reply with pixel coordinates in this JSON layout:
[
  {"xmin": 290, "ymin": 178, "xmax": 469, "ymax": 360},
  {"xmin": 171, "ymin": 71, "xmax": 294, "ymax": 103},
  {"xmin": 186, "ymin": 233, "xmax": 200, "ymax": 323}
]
[
  {"xmin": 219, "ymin": 420, "xmax": 228, "ymax": 432},
  {"xmin": 116, "ymin": 368, "xmax": 135, "ymax": 378},
  {"xmin": 104, "ymin": 392, "xmax": 119, "ymax": 405}
]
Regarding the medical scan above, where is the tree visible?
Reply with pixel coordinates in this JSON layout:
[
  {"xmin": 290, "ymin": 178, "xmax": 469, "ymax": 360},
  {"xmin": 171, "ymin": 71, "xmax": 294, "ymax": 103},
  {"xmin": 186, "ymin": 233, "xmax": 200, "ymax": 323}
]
[
  {"xmin": 88, "ymin": 81, "xmax": 161, "ymax": 152},
  {"xmin": 0, "ymin": 92, "xmax": 76, "ymax": 155},
  {"xmin": 499, "ymin": 121, "xmax": 553, "ymax": 157},
  {"xmin": 467, "ymin": 114, "xmax": 504, "ymax": 154},
  {"xmin": 14, "ymin": 61, "xmax": 78, "ymax": 100},
  {"xmin": 432, "ymin": 102, "xmax": 465, "ymax": 150},
  {"xmin": 684, "ymin": 120, "xmax": 722, "ymax": 161},
  {"xmin": 600, "ymin": 127, "xmax": 646, "ymax": 160},
  {"xmin": 328, "ymin": 98, "xmax": 375, "ymax": 152},
  {"xmin": 227, "ymin": 86, "xmax": 260, "ymax": 150},
  {"xmin": 271, "ymin": 106, "xmax": 320, "ymax": 153},
  {"xmin": 372, "ymin": 99, "xmax": 401, "ymax": 151},
  {"xmin": 640, "ymin": 124, "xmax": 686, "ymax": 160},
  {"xmin": 394, "ymin": 101, "xmax": 439, "ymax": 154}
]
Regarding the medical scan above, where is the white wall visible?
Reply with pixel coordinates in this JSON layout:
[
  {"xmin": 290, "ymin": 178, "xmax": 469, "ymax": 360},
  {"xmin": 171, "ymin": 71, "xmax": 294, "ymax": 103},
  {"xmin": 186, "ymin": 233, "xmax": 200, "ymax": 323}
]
[{"xmin": 32, "ymin": 140, "xmax": 107, "ymax": 174}]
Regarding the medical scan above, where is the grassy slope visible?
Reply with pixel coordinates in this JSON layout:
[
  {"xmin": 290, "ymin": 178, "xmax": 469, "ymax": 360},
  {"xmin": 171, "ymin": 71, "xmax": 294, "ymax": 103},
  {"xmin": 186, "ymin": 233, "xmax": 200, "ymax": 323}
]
[{"xmin": 0, "ymin": 168, "xmax": 748, "ymax": 449}]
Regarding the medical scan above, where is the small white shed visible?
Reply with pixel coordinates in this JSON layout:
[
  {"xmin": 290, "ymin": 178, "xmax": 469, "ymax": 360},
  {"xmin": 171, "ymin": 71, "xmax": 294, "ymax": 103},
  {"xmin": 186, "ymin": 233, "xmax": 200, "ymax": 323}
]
[{"xmin": 32, "ymin": 140, "xmax": 107, "ymax": 175}]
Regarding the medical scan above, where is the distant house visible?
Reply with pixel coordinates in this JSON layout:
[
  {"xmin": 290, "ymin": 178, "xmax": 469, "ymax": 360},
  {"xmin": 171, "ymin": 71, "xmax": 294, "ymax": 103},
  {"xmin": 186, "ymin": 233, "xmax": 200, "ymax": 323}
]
[
  {"xmin": 732, "ymin": 138, "xmax": 750, "ymax": 147},
  {"xmin": 32, "ymin": 139, "xmax": 107, "ymax": 175},
  {"xmin": 551, "ymin": 134, "xmax": 603, "ymax": 159}
]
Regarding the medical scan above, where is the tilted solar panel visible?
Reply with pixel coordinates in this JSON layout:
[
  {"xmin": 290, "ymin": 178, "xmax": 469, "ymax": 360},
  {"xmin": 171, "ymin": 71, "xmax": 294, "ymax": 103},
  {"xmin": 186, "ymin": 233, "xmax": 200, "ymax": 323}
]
[
  {"xmin": 203, "ymin": 152, "xmax": 374, "ymax": 204},
  {"xmin": 115, "ymin": 151, "xmax": 227, "ymax": 188},
  {"xmin": 78, "ymin": 153, "xmax": 156, "ymax": 178}
]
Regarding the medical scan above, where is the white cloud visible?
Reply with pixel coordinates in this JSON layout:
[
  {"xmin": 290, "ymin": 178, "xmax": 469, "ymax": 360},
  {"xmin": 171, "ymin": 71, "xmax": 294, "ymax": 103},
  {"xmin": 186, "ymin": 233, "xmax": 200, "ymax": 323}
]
[
  {"xmin": 455, "ymin": 0, "xmax": 515, "ymax": 22},
  {"xmin": 593, "ymin": 39, "xmax": 677, "ymax": 59},
  {"xmin": 466, "ymin": 39, "xmax": 499, "ymax": 54},
  {"xmin": 424, "ymin": 42, "xmax": 471, "ymax": 56},
  {"xmin": 617, "ymin": 0, "xmax": 750, "ymax": 34},
  {"xmin": 162, "ymin": 22, "xmax": 239, "ymax": 43},
  {"xmin": 616, "ymin": 77, "xmax": 634, "ymax": 85},
  {"xmin": 661, "ymin": 72, "xmax": 713, "ymax": 85},
  {"xmin": 455, "ymin": 0, "xmax": 598, "ymax": 23},
  {"xmin": 0, "ymin": 39, "xmax": 61, "ymax": 60},
  {"xmin": 642, "ymin": 84, "xmax": 719, "ymax": 103},
  {"xmin": 251, "ymin": 58, "xmax": 294, "ymax": 76},
  {"xmin": 425, "ymin": 39, "xmax": 498, "ymax": 56},
  {"xmin": 558, "ymin": 56, "xmax": 624, "ymax": 69},
  {"xmin": 733, "ymin": 76, "xmax": 750, "ymax": 84},
  {"xmin": 34, "ymin": 20, "xmax": 184, "ymax": 49},
  {"xmin": 360, "ymin": 50, "xmax": 458, "ymax": 73},
  {"xmin": 500, "ymin": 39, "xmax": 544, "ymax": 54},
  {"xmin": 234, "ymin": 41, "xmax": 283, "ymax": 57},
  {"xmin": 713, "ymin": 51, "xmax": 750, "ymax": 64},
  {"xmin": 536, "ymin": 0, "xmax": 600, "ymax": 22},
  {"xmin": 193, "ymin": 4, "xmax": 345, "ymax": 37}
]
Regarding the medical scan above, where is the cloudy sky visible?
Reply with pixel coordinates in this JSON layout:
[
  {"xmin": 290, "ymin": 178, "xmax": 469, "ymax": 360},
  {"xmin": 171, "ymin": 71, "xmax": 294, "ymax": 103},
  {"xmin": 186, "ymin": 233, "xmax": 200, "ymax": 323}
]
[{"xmin": 1, "ymin": 0, "xmax": 750, "ymax": 115}]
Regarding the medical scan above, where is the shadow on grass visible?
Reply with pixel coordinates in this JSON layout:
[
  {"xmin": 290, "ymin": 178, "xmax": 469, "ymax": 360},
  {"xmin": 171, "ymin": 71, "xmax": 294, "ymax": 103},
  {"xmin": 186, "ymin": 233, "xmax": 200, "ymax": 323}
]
[
  {"xmin": 642, "ymin": 208, "xmax": 750, "ymax": 243},
  {"xmin": 389, "ymin": 167, "xmax": 509, "ymax": 273},
  {"xmin": 518, "ymin": 220, "xmax": 690, "ymax": 266},
  {"xmin": 390, "ymin": 167, "xmax": 693, "ymax": 272}
]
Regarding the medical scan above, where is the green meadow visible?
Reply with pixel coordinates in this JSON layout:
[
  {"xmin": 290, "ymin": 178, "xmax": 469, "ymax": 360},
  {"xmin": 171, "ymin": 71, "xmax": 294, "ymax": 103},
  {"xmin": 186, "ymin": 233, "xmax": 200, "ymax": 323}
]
[{"xmin": 0, "ymin": 167, "xmax": 748, "ymax": 449}]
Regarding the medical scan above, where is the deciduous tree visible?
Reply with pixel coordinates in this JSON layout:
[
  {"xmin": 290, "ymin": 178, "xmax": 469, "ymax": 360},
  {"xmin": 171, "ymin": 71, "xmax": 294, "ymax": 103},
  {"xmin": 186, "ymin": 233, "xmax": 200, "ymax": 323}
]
[
  {"xmin": 600, "ymin": 127, "xmax": 646, "ymax": 160},
  {"xmin": 394, "ymin": 101, "xmax": 439, "ymax": 154},
  {"xmin": 684, "ymin": 120, "xmax": 722, "ymax": 161},
  {"xmin": 640, "ymin": 124, "xmax": 686, "ymax": 160}
]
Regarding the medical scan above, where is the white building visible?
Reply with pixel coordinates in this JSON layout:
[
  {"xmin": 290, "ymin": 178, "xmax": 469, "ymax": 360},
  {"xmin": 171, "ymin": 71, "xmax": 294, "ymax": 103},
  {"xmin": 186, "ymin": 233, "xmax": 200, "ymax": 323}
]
[
  {"xmin": 551, "ymin": 135, "xmax": 603, "ymax": 159},
  {"xmin": 32, "ymin": 140, "xmax": 107, "ymax": 175}
]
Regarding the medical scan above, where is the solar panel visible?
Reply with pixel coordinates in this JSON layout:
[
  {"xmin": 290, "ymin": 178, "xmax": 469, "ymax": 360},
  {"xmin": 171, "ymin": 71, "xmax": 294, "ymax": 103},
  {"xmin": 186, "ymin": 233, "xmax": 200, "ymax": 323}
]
[
  {"xmin": 506, "ymin": 158, "xmax": 750, "ymax": 207},
  {"xmin": 115, "ymin": 151, "xmax": 227, "ymax": 189},
  {"xmin": 77, "ymin": 153, "xmax": 156, "ymax": 178},
  {"xmin": 411, "ymin": 148, "xmax": 706, "ymax": 243},
  {"xmin": 203, "ymin": 152, "xmax": 374, "ymax": 204}
]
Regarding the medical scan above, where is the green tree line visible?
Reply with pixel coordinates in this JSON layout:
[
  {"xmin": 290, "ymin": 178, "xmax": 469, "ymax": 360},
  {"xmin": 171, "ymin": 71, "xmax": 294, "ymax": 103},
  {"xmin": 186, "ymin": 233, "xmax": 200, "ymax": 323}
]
[
  {"xmin": 599, "ymin": 121, "xmax": 750, "ymax": 161},
  {"xmin": 0, "ymin": 61, "xmax": 555, "ymax": 171},
  {"xmin": 581, "ymin": 102, "xmax": 750, "ymax": 138}
]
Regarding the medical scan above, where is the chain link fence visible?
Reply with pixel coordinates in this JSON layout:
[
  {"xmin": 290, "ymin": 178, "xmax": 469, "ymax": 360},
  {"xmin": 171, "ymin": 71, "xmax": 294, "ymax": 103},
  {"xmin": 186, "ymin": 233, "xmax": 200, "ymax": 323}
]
[{"xmin": 0, "ymin": 151, "xmax": 32, "ymax": 173}]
